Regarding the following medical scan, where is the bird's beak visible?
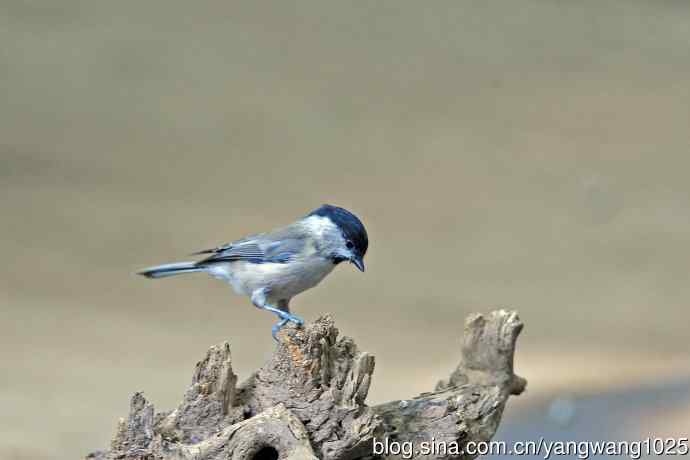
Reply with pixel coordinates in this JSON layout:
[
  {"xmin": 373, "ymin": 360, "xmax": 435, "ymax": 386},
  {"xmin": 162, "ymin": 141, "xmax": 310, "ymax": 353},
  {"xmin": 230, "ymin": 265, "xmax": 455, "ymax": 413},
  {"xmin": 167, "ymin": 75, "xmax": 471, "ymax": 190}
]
[{"xmin": 351, "ymin": 256, "xmax": 365, "ymax": 272}]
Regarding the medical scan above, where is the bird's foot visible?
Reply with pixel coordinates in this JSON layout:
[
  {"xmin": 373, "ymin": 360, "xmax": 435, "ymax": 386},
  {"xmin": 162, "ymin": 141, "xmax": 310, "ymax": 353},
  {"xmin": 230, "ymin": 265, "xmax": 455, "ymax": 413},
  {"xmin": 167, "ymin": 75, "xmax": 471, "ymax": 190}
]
[
  {"xmin": 278, "ymin": 311, "xmax": 304, "ymax": 327},
  {"xmin": 271, "ymin": 313, "xmax": 305, "ymax": 341},
  {"xmin": 289, "ymin": 315, "xmax": 304, "ymax": 327},
  {"xmin": 271, "ymin": 319, "xmax": 289, "ymax": 341}
]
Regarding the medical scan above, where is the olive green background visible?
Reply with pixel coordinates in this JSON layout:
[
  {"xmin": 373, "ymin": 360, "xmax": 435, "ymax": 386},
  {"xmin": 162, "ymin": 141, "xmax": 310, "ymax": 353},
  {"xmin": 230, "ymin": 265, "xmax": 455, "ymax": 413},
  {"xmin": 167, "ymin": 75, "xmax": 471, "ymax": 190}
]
[{"xmin": 2, "ymin": 2, "xmax": 689, "ymax": 458}]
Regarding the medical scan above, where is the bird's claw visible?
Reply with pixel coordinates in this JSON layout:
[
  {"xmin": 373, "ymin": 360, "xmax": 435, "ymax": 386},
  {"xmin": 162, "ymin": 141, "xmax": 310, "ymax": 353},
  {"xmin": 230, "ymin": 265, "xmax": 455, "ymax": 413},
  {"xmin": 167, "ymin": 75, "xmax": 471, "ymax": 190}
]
[
  {"xmin": 280, "ymin": 312, "xmax": 304, "ymax": 326},
  {"xmin": 271, "ymin": 314, "xmax": 304, "ymax": 341},
  {"xmin": 272, "ymin": 319, "xmax": 289, "ymax": 341},
  {"xmin": 291, "ymin": 316, "xmax": 304, "ymax": 327}
]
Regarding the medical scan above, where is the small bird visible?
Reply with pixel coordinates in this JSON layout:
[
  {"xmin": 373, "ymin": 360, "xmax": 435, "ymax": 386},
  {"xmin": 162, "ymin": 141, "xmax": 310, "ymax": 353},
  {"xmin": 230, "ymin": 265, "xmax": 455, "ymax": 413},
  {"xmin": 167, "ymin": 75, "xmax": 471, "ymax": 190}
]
[{"xmin": 138, "ymin": 204, "xmax": 368, "ymax": 339}]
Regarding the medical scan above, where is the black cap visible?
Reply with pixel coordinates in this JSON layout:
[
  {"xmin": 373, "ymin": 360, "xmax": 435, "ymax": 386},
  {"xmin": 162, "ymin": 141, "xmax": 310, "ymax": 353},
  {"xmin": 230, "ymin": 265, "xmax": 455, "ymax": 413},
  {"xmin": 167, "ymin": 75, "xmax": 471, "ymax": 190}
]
[{"xmin": 308, "ymin": 204, "xmax": 368, "ymax": 261}]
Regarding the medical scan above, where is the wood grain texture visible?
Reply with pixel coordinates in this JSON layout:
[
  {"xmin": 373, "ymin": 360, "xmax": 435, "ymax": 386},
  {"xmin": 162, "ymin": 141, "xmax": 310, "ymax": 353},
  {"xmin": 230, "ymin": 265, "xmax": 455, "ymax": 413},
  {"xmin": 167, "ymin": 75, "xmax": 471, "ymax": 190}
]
[{"xmin": 87, "ymin": 310, "xmax": 525, "ymax": 460}]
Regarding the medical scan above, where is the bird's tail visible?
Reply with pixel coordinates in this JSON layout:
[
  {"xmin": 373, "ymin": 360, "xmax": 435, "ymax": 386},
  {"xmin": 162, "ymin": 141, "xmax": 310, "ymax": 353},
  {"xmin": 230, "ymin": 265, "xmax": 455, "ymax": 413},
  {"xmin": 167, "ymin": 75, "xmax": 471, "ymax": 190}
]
[{"xmin": 137, "ymin": 261, "xmax": 204, "ymax": 279}]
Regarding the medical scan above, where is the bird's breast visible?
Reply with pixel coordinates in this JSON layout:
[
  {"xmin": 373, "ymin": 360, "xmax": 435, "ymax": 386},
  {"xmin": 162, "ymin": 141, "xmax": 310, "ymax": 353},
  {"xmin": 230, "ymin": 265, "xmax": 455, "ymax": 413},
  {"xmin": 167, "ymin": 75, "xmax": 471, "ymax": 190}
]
[{"xmin": 227, "ymin": 256, "xmax": 335, "ymax": 299}]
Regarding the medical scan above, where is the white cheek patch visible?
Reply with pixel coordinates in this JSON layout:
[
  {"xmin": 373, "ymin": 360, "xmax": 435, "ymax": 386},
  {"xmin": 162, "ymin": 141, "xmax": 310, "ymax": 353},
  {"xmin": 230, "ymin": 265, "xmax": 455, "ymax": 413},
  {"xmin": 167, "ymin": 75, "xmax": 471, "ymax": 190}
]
[
  {"xmin": 301, "ymin": 215, "xmax": 338, "ymax": 239},
  {"xmin": 301, "ymin": 215, "xmax": 348, "ymax": 256},
  {"xmin": 334, "ymin": 247, "xmax": 351, "ymax": 259}
]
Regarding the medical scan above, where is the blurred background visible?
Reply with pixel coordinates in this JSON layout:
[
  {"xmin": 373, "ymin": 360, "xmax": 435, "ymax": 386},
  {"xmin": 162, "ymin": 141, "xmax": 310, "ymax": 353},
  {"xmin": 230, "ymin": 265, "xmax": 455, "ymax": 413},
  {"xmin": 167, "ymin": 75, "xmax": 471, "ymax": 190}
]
[{"xmin": 1, "ymin": 1, "xmax": 689, "ymax": 459}]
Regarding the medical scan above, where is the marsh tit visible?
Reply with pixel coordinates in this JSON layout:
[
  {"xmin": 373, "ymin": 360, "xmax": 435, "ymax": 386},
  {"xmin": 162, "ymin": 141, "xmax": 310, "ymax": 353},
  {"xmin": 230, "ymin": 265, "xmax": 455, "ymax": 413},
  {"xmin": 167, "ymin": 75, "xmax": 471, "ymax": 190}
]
[{"xmin": 138, "ymin": 204, "xmax": 368, "ymax": 339}]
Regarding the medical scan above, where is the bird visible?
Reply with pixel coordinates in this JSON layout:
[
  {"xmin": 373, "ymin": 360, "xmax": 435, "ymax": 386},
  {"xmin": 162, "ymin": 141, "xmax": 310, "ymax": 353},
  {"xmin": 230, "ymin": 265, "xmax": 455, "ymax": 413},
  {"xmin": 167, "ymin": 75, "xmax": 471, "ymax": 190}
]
[{"xmin": 137, "ymin": 204, "xmax": 368, "ymax": 340}]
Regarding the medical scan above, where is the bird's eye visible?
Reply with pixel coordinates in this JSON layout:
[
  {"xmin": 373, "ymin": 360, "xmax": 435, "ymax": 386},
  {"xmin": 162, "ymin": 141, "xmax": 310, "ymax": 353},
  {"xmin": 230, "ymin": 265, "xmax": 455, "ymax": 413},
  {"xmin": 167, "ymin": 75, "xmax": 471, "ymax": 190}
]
[{"xmin": 345, "ymin": 240, "xmax": 354, "ymax": 249}]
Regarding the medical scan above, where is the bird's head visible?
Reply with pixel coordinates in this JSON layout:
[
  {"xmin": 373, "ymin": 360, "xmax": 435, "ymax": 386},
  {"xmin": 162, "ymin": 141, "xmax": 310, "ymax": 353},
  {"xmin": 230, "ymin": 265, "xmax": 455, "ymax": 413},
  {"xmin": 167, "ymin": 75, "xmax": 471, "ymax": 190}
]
[{"xmin": 303, "ymin": 204, "xmax": 368, "ymax": 272}]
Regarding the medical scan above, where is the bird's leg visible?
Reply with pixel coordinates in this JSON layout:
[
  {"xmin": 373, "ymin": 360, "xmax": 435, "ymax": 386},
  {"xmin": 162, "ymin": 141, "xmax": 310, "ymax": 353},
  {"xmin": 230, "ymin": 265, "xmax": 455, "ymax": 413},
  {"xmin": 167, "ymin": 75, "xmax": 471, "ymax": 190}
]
[
  {"xmin": 275, "ymin": 299, "xmax": 303, "ymax": 325},
  {"xmin": 251, "ymin": 291, "xmax": 304, "ymax": 340}
]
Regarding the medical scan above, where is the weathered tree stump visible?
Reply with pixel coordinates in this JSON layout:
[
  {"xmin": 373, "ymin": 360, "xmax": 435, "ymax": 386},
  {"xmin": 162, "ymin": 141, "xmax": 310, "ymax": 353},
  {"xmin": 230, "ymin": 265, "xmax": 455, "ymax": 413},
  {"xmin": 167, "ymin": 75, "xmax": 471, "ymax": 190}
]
[{"xmin": 87, "ymin": 309, "xmax": 525, "ymax": 460}]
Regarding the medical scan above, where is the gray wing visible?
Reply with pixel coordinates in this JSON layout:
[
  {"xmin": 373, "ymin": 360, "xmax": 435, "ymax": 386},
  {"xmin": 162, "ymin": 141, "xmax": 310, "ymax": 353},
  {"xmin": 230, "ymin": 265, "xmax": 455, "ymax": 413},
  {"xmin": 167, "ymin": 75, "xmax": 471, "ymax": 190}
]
[{"xmin": 195, "ymin": 232, "xmax": 306, "ymax": 266}]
